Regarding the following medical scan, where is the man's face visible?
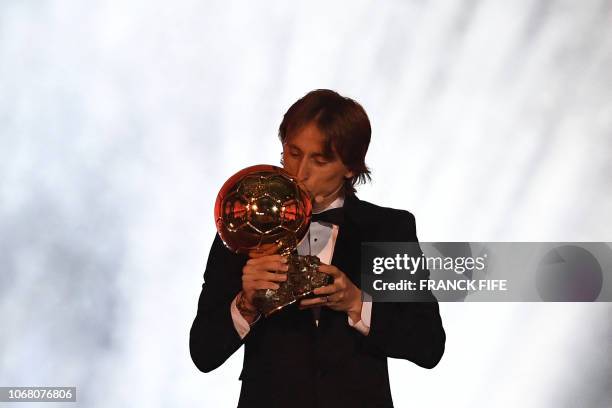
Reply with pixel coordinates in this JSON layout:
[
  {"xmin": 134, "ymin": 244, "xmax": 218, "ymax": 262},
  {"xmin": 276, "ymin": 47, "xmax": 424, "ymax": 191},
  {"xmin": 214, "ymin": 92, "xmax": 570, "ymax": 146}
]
[{"xmin": 282, "ymin": 122, "xmax": 353, "ymax": 208}]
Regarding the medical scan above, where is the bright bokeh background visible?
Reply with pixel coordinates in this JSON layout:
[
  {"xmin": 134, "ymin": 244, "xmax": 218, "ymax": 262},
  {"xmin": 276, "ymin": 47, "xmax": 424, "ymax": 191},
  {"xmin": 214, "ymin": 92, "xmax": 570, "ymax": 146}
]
[{"xmin": 1, "ymin": 1, "xmax": 610, "ymax": 407}]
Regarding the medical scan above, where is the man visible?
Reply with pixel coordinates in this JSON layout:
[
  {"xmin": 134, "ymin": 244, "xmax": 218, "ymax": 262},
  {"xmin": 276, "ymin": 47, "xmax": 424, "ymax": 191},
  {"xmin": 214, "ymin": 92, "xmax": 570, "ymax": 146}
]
[{"xmin": 190, "ymin": 89, "xmax": 446, "ymax": 407}]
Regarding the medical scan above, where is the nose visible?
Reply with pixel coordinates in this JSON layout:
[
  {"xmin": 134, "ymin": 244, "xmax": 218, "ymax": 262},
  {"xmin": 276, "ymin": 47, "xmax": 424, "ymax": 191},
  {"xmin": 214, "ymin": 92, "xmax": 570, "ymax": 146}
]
[{"xmin": 295, "ymin": 158, "xmax": 310, "ymax": 182}]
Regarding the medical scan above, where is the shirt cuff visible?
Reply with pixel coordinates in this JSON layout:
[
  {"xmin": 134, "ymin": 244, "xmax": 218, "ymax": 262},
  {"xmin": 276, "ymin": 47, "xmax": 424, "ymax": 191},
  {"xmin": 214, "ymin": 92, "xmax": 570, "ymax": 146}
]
[
  {"xmin": 231, "ymin": 294, "xmax": 251, "ymax": 339},
  {"xmin": 347, "ymin": 292, "xmax": 372, "ymax": 336}
]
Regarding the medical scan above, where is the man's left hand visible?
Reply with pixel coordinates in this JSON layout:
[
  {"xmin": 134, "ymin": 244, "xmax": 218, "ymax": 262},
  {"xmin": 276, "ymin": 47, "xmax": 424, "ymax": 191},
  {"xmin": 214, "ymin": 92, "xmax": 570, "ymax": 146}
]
[{"xmin": 299, "ymin": 264, "xmax": 363, "ymax": 322}]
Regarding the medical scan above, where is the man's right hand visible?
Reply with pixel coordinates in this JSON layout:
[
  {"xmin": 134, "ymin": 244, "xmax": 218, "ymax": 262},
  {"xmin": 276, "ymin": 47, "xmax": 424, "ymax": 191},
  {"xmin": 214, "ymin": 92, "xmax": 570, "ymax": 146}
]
[{"xmin": 238, "ymin": 254, "xmax": 289, "ymax": 319}]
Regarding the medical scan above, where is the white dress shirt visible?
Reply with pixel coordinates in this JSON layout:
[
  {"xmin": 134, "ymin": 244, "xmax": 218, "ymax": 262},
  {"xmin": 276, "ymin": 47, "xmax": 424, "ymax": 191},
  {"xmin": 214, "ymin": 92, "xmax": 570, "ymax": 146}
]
[{"xmin": 231, "ymin": 195, "xmax": 372, "ymax": 339}]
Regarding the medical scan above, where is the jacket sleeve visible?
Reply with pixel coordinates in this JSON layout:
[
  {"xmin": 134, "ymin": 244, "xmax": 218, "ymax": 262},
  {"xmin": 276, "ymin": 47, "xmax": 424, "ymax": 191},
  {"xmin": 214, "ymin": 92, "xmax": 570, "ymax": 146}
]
[
  {"xmin": 189, "ymin": 234, "xmax": 247, "ymax": 373},
  {"xmin": 361, "ymin": 211, "xmax": 446, "ymax": 369}
]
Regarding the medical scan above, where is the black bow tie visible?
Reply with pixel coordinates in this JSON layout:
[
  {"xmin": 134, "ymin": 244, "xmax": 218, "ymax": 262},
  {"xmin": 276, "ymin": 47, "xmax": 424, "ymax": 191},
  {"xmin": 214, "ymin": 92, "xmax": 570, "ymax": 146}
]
[{"xmin": 311, "ymin": 207, "xmax": 345, "ymax": 225}]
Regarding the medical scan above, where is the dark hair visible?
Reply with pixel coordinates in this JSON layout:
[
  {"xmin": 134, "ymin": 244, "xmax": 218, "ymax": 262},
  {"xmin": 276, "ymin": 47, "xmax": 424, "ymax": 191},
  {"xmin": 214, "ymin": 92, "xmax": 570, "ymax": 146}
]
[{"xmin": 278, "ymin": 89, "xmax": 372, "ymax": 195}]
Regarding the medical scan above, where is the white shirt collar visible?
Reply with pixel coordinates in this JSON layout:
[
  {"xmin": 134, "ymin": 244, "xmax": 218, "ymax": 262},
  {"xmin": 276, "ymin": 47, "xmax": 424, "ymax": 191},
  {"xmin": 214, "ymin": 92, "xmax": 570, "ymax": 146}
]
[{"xmin": 312, "ymin": 195, "xmax": 345, "ymax": 214}]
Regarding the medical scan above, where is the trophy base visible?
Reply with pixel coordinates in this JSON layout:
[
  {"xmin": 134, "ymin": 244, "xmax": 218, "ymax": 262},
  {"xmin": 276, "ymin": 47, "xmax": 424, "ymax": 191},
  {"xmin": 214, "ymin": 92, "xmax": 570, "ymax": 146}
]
[{"xmin": 252, "ymin": 254, "xmax": 332, "ymax": 317}]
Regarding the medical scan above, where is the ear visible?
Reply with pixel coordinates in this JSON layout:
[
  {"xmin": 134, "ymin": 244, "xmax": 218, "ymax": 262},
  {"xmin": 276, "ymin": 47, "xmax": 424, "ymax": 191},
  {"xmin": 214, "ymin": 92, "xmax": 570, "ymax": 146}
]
[{"xmin": 344, "ymin": 170, "xmax": 354, "ymax": 179}]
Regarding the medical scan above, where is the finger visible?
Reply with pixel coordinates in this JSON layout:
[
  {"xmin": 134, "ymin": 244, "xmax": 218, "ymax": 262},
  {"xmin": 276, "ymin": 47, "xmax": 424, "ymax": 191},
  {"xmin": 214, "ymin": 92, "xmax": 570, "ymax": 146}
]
[
  {"xmin": 248, "ymin": 280, "xmax": 280, "ymax": 291},
  {"xmin": 326, "ymin": 292, "xmax": 342, "ymax": 303},
  {"xmin": 299, "ymin": 302, "xmax": 323, "ymax": 310},
  {"xmin": 243, "ymin": 268, "xmax": 287, "ymax": 280},
  {"xmin": 243, "ymin": 271, "xmax": 288, "ymax": 282},
  {"xmin": 317, "ymin": 264, "xmax": 342, "ymax": 278},
  {"xmin": 257, "ymin": 260, "xmax": 289, "ymax": 274},
  {"xmin": 247, "ymin": 254, "xmax": 287, "ymax": 266},
  {"xmin": 299, "ymin": 297, "xmax": 328, "ymax": 308},
  {"xmin": 312, "ymin": 284, "xmax": 337, "ymax": 296},
  {"xmin": 245, "ymin": 260, "xmax": 288, "ymax": 274},
  {"xmin": 248, "ymin": 243, "xmax": 281, "ymax": 258},
  {"xmin": 248, "ymin": 250, "xmax": 267, "ymax": 259}
]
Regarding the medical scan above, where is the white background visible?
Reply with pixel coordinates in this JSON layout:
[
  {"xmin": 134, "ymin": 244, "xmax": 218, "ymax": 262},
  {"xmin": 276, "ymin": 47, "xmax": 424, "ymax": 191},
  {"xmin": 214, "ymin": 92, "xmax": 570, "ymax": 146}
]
[{"xmin": 1, "ymin": 0, "xmax": 611, "ymax": 407}]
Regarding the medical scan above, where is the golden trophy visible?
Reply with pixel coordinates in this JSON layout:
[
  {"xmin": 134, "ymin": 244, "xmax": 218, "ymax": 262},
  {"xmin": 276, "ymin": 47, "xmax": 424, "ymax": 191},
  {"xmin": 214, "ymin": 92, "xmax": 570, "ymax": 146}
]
[{"xmin": 214, "ymin": 165, "xmax": 332, "ymax": 316}]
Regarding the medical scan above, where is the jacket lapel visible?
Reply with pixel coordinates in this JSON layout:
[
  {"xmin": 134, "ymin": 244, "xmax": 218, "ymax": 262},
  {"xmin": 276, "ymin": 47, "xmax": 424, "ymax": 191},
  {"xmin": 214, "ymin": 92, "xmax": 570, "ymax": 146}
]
[
  {"xmin": 317, "ymin": 195, "xmax": 367, "ymax": 326},
  {"xmin": 331, "ymin": 194, "xmax": 366, "ymax": 287}
]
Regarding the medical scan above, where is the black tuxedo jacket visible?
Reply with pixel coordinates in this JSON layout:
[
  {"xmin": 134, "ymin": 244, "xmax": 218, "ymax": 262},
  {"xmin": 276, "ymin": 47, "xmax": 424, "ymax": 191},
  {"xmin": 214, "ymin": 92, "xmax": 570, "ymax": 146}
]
[{"xmin": 190, "ymin": 195, "xmax": 446, "ymax": 408}]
